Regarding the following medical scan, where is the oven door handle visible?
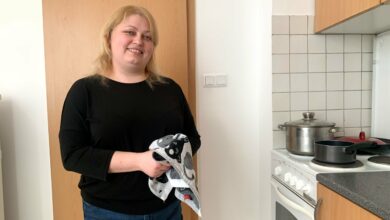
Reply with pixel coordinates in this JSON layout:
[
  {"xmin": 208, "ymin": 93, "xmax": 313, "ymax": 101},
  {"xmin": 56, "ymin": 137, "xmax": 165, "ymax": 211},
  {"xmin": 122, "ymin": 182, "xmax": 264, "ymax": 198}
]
[{"xmin": 271, "ymin": 182, "xmax": 314, "ymax": 220}]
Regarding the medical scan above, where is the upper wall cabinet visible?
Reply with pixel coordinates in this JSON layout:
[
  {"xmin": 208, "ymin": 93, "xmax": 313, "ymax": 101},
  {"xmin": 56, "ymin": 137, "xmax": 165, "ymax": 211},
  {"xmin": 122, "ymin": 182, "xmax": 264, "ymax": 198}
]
[{"xmin": 315, "ymin": 0, "xmax": 390, "ymax": 34}]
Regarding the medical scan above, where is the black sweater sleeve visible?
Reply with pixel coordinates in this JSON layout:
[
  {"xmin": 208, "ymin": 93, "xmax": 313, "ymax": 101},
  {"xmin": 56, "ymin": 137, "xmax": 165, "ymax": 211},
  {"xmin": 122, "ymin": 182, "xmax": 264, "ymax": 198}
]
[
  {"xmin": 174, "ymin": 82, "xmax": 201, "ymax": 154},
  {"xmin": 59, "ymin": 80, "xmax": 114, "ymax": 180}
]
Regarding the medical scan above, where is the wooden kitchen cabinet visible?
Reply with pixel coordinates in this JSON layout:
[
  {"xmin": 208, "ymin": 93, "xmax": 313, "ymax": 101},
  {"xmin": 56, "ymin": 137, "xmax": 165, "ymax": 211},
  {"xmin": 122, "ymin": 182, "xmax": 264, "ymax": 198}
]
[
  {"xmin": 316, "ymin": 183, "xmax": 381, "ymax": 220},
  {"xmin": 314, "ymin": 0, "xmax": 381, "ymax": 32}
]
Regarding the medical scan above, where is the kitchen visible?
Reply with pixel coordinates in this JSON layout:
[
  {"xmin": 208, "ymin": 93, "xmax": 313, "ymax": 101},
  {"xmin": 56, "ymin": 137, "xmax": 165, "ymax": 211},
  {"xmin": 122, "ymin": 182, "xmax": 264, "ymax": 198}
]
[
  {"xmin": 0, "ymin": 0, "xmax": 389, "ymax": 220},
  {"xmin": 272, "ymin": 0, "xmax": 390, "ymax": 219}
]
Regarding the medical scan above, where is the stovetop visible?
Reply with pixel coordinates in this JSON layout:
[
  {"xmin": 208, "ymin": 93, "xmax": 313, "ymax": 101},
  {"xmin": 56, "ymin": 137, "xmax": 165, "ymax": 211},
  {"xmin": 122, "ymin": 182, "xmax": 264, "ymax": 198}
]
[
  {"xmin": 271, "ymin": 148, "xmax": 390, "ymax": 201},
  {"xmin": 273, "ymin": 148, "xmax": 390, "ymax": 174}
]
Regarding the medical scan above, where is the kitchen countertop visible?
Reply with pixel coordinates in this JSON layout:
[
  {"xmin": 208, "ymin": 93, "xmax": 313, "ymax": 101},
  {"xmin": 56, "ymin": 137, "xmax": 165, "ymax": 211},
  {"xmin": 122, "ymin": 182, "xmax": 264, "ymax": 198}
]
[{"xmin": 317, "ymin": 171, "xmax": 390, "ymax": 219}]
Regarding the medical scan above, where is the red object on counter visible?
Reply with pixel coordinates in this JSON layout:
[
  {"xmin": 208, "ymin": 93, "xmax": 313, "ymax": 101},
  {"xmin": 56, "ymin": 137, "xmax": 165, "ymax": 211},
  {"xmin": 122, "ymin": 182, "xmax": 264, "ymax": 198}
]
[
  {"xmin": 359, "ymin": 131, "xmax": 366, "ymax": 140},
  {"xmin": 337, "ymin": 132, "xmax": 387, "ymax": 145}
]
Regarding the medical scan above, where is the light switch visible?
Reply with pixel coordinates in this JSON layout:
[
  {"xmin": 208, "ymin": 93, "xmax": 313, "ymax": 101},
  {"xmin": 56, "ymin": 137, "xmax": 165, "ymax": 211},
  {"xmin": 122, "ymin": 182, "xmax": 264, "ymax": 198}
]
[
  {"xmin": 204, "ymin": 73, "xmax": 227, "ymax": 87},
  {"xmin": 204, "ymin": 74, "xmax": 215, "ymax": 87},
  {"xmin": 215, "ymin": 74, "xmax": 227, "ymax": 86}
]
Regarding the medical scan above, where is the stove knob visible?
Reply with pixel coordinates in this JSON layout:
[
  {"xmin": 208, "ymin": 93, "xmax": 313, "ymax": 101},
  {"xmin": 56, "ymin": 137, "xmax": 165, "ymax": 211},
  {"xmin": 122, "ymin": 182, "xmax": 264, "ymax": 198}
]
[
  {"xmin": 289, "ymin": 176, "xmax": 297, "ymax": 186},
  {"xmin": 302, "ymin": 184, "xmax": 312, "ymax": 194},
  {"xmin": 274, "ymin": 166, "xmax": 282, "ymax": 176},
  {"xmin": 295, "ymin": 179, "xmax": 304, "ymax": 190},
  {"xmin": 284, "ymin": 172, "xmax": 292, "ymax": 182}
]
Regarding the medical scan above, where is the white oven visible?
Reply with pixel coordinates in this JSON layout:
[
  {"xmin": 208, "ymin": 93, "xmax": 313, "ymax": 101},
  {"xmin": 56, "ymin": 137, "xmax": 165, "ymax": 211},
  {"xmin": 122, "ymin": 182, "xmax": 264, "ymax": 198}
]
[
  {"xmin": 271, "ymin": 176, "xmax": 315, "ymax": 220},
  {"xmin": 271, "ymin": 150, "xmax": 318, "ymax": 220},
  {"xmin": 271, "ymin": 148, "xmax": 390, "ymax": 220}
]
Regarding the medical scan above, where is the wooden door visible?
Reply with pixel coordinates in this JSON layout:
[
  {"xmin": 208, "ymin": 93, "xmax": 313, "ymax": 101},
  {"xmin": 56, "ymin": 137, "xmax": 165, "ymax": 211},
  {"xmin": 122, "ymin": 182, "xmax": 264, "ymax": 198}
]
[{"xmin": 42, "ymin": 0, "xmax": 195, "ymax": 219}]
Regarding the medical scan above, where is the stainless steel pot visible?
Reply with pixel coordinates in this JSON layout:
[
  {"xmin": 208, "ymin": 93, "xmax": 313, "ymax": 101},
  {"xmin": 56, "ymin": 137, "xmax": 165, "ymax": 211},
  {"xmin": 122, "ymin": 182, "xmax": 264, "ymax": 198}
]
[{"xmin": 279, "ymin": 112, "xmax": 336, "ymax": 156}]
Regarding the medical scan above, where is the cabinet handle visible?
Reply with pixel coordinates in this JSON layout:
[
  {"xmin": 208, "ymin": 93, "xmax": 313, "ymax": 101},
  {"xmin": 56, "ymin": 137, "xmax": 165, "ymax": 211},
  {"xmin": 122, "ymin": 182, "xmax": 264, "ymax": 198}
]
[{"xmin": 314, "ymin": 198, "xmax": 323, "ymax": 220}]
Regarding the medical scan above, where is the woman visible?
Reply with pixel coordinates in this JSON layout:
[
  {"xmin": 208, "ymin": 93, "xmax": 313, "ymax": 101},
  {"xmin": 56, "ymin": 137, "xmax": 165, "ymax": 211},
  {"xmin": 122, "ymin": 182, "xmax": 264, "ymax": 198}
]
[{"xmin": 59, "ymin": 5, "xmax": 201, "ymax": 220}]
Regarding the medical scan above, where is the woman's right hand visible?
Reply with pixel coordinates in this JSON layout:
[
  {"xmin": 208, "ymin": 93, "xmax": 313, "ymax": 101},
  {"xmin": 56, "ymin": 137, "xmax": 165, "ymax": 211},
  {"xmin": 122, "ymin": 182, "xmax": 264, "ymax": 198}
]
[{"xmin": 138, "ymin": 150, "xmax": 171, "ymax": 178}]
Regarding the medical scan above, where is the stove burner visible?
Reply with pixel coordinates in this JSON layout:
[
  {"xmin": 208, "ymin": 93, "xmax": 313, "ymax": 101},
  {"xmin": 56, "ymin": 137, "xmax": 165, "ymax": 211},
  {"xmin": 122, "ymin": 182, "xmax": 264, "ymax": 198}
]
[
  {"xmin": 311, "ymin": 159, "xmax": 364, "ymax": 168},
  {"xmin": 368, "ymin": 156, "xmax": 390, "ymax": 165}
]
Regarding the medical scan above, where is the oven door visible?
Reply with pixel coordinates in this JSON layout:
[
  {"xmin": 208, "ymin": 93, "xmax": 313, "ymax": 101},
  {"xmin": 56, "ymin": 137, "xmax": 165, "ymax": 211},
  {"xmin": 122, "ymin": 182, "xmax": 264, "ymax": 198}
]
[{"xmin": 271, "ymin": 177, "xmax": 315, "ymax": 220}]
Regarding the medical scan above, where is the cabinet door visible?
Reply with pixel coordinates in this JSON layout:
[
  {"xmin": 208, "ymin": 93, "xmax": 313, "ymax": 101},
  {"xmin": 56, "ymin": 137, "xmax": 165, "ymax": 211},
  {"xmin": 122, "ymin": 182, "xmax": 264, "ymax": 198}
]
[
  {"xmin": 43, "ymin": 0, "xmax": 194, "ymax": 219},
  {"xmin": 315, "ymin": 0, "xmax": 381, "ymax": 32},
  {"xmin": 317, "ymin": 183, "xmax": 381, "ymax": 220}
]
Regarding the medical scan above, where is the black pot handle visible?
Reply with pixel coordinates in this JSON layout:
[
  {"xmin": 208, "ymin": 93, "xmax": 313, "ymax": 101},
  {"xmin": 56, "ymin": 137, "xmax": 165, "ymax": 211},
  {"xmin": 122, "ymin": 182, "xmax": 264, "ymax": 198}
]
[{"xmin": 345, "ymin": 141, "xmax": 377, "ymax": 154}]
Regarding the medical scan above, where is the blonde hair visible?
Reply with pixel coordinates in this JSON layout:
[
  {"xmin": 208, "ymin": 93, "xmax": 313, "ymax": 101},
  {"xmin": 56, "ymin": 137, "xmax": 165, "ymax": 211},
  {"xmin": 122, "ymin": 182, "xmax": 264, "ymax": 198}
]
[{"xmin": 93, "ymin": 5, "xmax": 165, "ymax": 86}]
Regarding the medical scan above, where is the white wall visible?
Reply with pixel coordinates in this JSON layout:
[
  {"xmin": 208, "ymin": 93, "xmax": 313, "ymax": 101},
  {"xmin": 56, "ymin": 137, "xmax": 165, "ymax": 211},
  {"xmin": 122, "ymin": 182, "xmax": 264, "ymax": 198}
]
[
  {"xmin": 273, "ymin": 0, "xmax": 315, "ymax": 15},
  {"xmin": 196, "ymin": 0, "xmax": 272, "ymax": 219},
  {"xmin": 0, "ymin": 0, "xmax": 53, "ymax": 219}
]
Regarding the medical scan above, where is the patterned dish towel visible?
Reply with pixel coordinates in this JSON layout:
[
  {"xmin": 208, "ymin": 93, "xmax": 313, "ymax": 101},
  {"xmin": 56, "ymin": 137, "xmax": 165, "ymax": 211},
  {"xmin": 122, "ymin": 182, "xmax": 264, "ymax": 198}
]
[{"xmin": 148, "ymin": 133, "xmax": 201, "ymax": 217}]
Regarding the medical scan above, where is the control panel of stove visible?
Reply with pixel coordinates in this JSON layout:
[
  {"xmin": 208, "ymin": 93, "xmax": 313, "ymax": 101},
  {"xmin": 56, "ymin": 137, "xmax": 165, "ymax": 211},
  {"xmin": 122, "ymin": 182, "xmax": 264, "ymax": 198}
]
[{"xmin": 272, "ymin": 152, "xmax": 317, "ymax": 200}]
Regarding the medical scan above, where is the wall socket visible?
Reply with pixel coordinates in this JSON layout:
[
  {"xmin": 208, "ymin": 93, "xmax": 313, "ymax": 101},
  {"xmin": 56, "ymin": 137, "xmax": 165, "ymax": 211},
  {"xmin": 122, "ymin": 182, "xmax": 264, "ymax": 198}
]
[{"xmin": 203, "ymin": 74, "xmax": 227, "ymax": 87}]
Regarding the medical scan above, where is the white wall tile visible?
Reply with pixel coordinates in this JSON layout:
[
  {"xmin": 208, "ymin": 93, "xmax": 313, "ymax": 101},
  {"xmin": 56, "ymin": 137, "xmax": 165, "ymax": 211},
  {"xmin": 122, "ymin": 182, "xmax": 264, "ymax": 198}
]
[
  {"xmin": 309, "ymin": 92, "xmax": 326, "ymax": 110},
  {"xmin": 344, "ymin": 53, "xmax": 362, "ymax": 72},
  {"xmin": 290, "ymin": 54, "xmax": 308, "ymax": 73},
  {"xmin": 344, "ymin": 127, "xmax": 362, "ymax": 136},
  {"xmin": 290, "ymin": 35, "xmax": 307, "ymax": 53},
  {"xmin": 271, "ymin": 17, "xmax": 375, "ymax": 144},
  {"xmin": 344, "ymin": 109, "xmax": 361, "ymax": 127},
  {"xmin": 334, "ymin": 130, "xmax": 345, "ymax": 137},
  {"xmin": 362, "ymin": 53, "xmax": 373, "ymax": 71},
  {"xmin": 291, "ymin": 92, "xmax": 308, "ymax": 111},
  {"xmin": 362, "ymin": 109, "xmax": 371, "ymax": 127},
  {"xmin": 291, "ymin": 111, "xmax": 305, "ymax": 121},
  {"xmin": 327, "ymin": 54, "xmax": 344, "ymax": 72},
  {"xmin": 362, "ymin": 91, "xmax": 372, "ymax": 108},
  {"xmin": 308, "ymin": 35, "xmax": 325, "ymax": 53},
  {"xmin": 272, "ymin": 16, "xmax": 289, "ymax": 35},
  {"xmin": 273, "ymin": 74, "xmax": 290, "ymax": 92},
  {"xmin": 308, "ymin": 16, "xmax": 314, "ymax": 35},
  {"xmin": 344, "ymin": 35, "xmax": 362, "ymax": 53},
  {"xmin": 290, "ymin": 73, "xmax": 308, "ymax": 92},
  {"xmin": 362, "ymin": 72, "xmax": 372, "ymax": 90},
  {"xmin": 273, "ymin": 93, "xmax": 290, "ymax": 111},
  {"xmin": 362, "ymin": 35, "xmax": 374, "ymax": 52},
  {"xmin": 344, "ymin": 91, "xmax": 362, "ymax": 109},
  {"xmin": 327, "ymin": 110, "xmax": 344, "ymax": 128},
  {"xmin": 273, "ymin": 35, "xmax": 289, "ymax": 54},
  {"xmin": 344, "ymin": 72, "xmax": 362, "ymax": 90},
  {"xmin": 327, "ymin": 91, "xmax": 344, "ymax": 109},
  {"xmin": 273, "ymin": 130, "xmax": 286, "ymax": 148},
  {"xmin": 308, "ymin": 54, "xmax": 326, "ymax": 72},
  {"xmin": 326, "ymin": 35, "xmax": 344, "ymax": 53},
  {"xmin": 290, "ymin": 16, "xmax": 307, "ymax": 34},
  {"xmin": 327, "ymin": 72, "xmax": 344, "ymax": 90},
  {"xmin": 273, "ymin": 54, "xmax": 289, "ymax": 73},
  {"xmin": 308, "ymin": 73, "xmax": 326, "ymax": 91},
  {"xmin": 312, "ymin": 110, "xmax": 326, "ymax": 121},
  {"xmin": 273, "ymin": 111, "xmax": 290, "ymax": 130}
]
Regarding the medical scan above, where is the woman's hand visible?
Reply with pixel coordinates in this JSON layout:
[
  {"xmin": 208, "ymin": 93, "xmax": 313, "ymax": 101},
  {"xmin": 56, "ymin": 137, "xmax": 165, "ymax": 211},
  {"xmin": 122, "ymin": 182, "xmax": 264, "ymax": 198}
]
[
  {"xmin": 138, "ymin": 150, "xmax": 171, "ymax": 178},
  {"xmin": 108, "ymin": 150, "xmax": 171, "ymax": 176}
]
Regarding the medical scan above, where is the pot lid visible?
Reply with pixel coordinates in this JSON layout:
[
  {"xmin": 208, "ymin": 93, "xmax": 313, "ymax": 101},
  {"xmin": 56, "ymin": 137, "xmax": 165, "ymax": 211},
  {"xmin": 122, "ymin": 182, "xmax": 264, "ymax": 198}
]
[{"xmin": 284, "ymin": 112, "xmax": 336, "ymax": 127}]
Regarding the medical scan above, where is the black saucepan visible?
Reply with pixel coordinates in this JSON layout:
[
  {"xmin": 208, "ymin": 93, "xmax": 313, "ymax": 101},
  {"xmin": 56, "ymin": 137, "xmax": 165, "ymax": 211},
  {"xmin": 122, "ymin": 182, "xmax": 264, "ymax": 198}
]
[{"xmin": 314, "ymin": 140, "xmax": 377, "ymax": 164}]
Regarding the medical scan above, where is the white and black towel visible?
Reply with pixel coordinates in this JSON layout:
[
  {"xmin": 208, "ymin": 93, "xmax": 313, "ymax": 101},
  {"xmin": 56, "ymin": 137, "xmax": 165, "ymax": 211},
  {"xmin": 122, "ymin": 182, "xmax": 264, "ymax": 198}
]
[{"xmin": 148, "ymin": 133, "xmax": 201, "ymax": 217}]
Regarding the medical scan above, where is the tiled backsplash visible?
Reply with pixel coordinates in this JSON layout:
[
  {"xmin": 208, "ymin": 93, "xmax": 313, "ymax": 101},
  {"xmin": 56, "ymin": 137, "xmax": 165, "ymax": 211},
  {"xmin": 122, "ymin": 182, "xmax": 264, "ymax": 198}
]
[{"xmin": 272, "ymin": 15, "xmax": 375, "ymax": 148}]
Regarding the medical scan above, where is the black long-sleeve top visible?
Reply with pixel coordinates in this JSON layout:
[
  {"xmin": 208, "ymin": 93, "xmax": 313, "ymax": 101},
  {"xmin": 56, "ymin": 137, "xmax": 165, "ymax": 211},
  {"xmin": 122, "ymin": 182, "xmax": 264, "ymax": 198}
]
[{"xmin": 59, "ymin": 75, "xmax": 201, "ymax": 215}]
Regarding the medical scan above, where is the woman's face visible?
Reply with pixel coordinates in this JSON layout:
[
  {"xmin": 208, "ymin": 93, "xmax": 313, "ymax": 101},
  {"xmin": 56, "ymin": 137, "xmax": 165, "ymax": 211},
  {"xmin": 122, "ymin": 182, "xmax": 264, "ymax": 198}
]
[{"xmin": 110, "ymin": 14, "xmax": 154, "ymax": 74}]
